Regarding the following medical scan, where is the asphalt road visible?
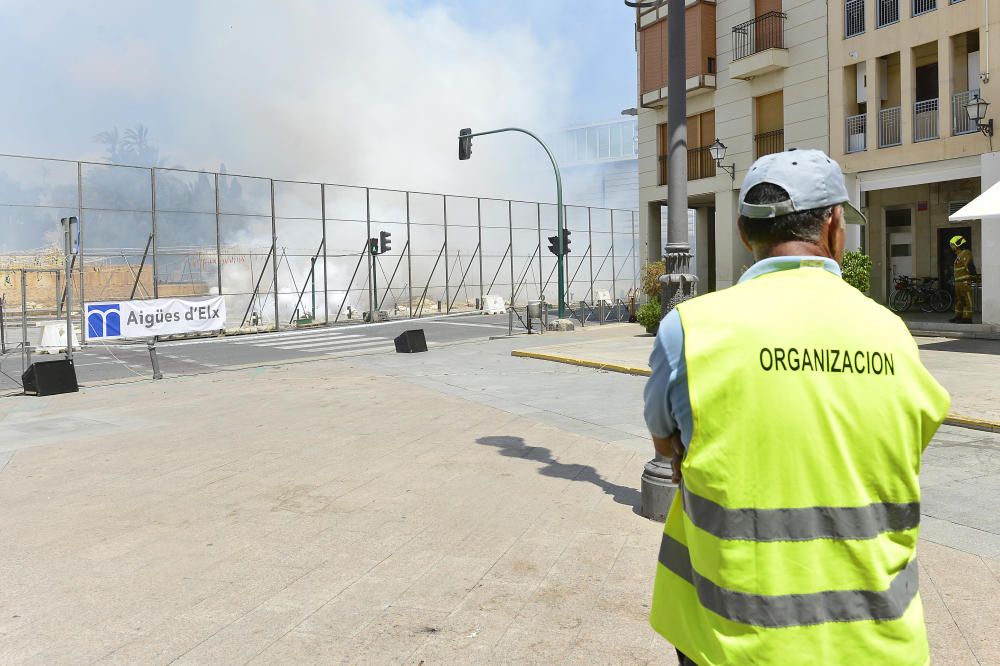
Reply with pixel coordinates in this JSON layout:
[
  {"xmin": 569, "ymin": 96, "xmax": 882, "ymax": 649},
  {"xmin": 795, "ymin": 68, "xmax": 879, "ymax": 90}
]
[{"xmin": 0, "ymin": 312, "xmax": 522, "ymax": 394}]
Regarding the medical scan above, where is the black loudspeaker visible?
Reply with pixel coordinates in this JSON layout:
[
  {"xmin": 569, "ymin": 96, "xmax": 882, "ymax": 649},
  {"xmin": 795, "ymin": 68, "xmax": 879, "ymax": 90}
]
[
  {"xmin": 22, "ymin": 359, "xmax": 79, "ymax": 396},
  {"xmin": 394, "ymin": 329, "xmax": 428, "ymax": 354}
]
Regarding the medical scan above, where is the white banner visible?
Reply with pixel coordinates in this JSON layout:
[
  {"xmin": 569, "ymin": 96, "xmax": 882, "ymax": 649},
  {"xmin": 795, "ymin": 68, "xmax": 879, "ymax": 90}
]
[{"xmin": 85, "ymin": 296, "xmax": 226, "ymax": 340}]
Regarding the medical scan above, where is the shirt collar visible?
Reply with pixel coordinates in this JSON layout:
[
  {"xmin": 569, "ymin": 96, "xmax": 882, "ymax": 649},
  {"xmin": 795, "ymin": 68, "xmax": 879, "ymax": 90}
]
[{"xmin": 738, "ymin": 256, "xmax": 842, "ymax": 284}]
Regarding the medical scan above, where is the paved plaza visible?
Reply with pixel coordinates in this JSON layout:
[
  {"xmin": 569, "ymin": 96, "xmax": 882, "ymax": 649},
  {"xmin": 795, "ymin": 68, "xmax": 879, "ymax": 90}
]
[{"xmin": 0, "ymin": 326, "xmax": 998, "ymax": 663}]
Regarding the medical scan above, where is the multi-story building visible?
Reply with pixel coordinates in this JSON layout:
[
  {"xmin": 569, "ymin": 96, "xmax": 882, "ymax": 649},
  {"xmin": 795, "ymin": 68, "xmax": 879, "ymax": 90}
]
[
  {"xmin": 549, "ymin": 117, "xmax": 641, "ymax": 211},
  {"xmin": 634, "ymin": 0, "xmax": 832, "ymax": 293},
  {"xmin": 631, "ymin": 0, "xmax": 1000, "ymax": 326},
  {"xmin": 829, "ymin": 0, "xmax": 999, "ymax": 324}
]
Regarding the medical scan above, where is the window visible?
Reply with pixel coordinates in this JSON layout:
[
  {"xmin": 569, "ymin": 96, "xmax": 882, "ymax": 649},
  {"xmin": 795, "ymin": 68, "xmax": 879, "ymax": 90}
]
[{"xmin": 845, "ymin": 0, "xmax": 865, "ymax": 38}]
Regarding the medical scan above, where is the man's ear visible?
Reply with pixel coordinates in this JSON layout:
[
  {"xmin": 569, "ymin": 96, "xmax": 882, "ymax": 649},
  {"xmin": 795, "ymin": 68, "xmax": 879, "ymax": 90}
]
[
  {"xmin": 737, "ymin": 218, "xmax": 752, "ymax": 252},
  {"xmin": 827, "ymin": 206, "xmax": 846, "ymax": 262}
]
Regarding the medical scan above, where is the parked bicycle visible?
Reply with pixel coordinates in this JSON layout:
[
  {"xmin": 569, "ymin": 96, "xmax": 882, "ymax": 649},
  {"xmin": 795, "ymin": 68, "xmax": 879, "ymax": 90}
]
[{"xmin": 889, "ymin": 275, "xmax": 953, "ymax": 313}]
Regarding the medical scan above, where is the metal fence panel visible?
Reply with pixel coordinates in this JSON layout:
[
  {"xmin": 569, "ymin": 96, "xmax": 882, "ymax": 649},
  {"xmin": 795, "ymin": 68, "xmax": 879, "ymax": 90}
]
[{"xmin": 0, "ymin": 154, "xmax": 639, "ymax": 341}]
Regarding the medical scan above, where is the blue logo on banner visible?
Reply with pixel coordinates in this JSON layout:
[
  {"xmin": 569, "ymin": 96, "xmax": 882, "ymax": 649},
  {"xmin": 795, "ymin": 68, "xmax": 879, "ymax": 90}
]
[{"xmin": 86, "ymin": 303, "xmax": 121, "ymax": 339}]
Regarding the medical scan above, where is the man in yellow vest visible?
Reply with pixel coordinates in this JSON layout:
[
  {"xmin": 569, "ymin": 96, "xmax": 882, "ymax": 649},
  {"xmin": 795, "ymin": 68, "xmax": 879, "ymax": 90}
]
[
  {"xmin": 949, "ymin": 235, "xmax": 974, "ymax": 324},
  {"xmin": 644, "ymin": 149, "xmax": 950, "ymax": 665}
]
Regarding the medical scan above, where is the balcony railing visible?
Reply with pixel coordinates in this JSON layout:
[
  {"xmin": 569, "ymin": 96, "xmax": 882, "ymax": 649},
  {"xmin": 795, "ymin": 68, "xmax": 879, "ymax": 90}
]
[
  {"xmin": 878, "ymin": 106, "xmax": 902, "ymax": 147},
  {"xmin": 658, "ymin": 148, "xmax": 717, "ymax": 182},
  {"xmin": 877, "ymin": 0, "xmax": 900, "ymax": 27},
  {"xmin": 754, "ymin": 129, "xmax": 784, "ymax": 158},
  {"xmin": 688, "ymin": 146, "xmax": 717, "ymax": 180},
  {"xmin": 913, "ymin": 99, "xmax": 939, "ymax": 141},
  {"xmin": 952, "ymin": 89, "xmax": 980, "ymax": 135},
  {"xmin": 845, "ymin": 0, "xmax": 865, "ymax": 37},
  {"xmin": 733, "ymin": 11, "xmax": 786, "ymax": 61},
  {"xmin": 846, "ymin": 114, "xmax": 867, "ymax": 153},
  {"xmin": 912, "ymin": 0, "xmax": 936, "ymax": 15}
]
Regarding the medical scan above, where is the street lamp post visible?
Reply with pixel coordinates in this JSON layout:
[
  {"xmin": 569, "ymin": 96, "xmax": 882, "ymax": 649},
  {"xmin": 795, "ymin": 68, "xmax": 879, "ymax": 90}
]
[
  {"xmin": 458, "ymin": 127, "xmax": 567, "ymax": 319},
  {"xmin": 629, "ymin": 0, "xmax": 699, "ymax": 521}
]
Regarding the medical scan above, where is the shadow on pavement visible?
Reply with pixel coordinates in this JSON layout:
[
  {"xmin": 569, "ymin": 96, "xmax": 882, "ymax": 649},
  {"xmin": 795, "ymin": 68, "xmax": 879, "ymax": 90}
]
[
  {"xmin": 476, "ymin": 435, "xmax": 641, "ymax": 511},
  {"xmin": 920, "ymin": 339, "xmax": 1000, "ymax": 356}
]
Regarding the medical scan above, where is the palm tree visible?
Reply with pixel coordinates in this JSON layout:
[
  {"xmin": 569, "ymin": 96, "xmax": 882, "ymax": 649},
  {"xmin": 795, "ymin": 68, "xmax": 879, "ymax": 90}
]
[{"xmin": 92, "ymin": 128, "xmax": 122, "ymax": 162}]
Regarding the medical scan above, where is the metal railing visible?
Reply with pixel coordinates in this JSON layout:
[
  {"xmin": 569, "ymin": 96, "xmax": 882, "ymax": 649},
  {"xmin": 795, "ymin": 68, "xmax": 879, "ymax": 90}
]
[
  {"xmin": 660, "ymin": 149, "xmax": 717, "ymax": 181},
  {"xmin": 754, "ymin": 129, "xmax": 784, "ymax": 158},
  {"xmin": 913, "ymin": 99, "xmax": 939, "ymax": 142},
  {"xmin": 732, "ymin": 11, "xmax": 786, "ymax": 61},
  {"xmin": 952, "ymin": 89, "xmax": 980, "ymax": 135},
  {"xmin": 877, "ymin": 0, "xmax": 900, "ymax": 27},
  {"xmin": 878, "ymin": 106, "xmax": 902, "ymax": 147},
  {"xmin": 913, "ymin": 0, "xmax": 936, "ymax": 15},
  {"xmin": 687, "ymin": 146, "xmax": 716, "ymax": 180},
  {"xmin": 0, "ymin": 152, "xmax": 640, "ymax": 343},
  {"xmin": 845, "ymin": 0, "xmax": 865, "ymax": 37},
  {"xmin": 846, "ymin": 114, "xmax": 867, "ymax": 153}
]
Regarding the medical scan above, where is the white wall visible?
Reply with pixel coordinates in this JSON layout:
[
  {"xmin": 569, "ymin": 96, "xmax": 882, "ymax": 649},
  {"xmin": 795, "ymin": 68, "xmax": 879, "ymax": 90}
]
[{"xmin": 980, "ymin": 152, "xmax": 1000, "ymax": 327}]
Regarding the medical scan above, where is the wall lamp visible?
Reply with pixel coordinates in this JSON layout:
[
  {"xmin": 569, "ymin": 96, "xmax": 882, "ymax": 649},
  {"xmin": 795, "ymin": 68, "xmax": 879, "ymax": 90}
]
[
  {"xmin": 709, "ymin": 138, "xmax": 735, "ymax": 181},
  {"xmin": 965, "ymin": 93, "xmax": 994, "ymax": 137}
]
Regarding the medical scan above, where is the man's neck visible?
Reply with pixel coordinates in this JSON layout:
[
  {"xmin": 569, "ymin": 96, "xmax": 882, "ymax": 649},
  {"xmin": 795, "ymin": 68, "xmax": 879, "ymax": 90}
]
[{"xmin": 757, "ymin": 241, "xmax": 831, "ymax": 262}]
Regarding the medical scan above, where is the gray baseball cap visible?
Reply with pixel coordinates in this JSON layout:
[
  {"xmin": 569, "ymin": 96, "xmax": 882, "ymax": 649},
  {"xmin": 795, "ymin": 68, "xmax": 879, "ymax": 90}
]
[{"xmin": 739, "ymin": 149, "xmax": 866, "ymax": 224}]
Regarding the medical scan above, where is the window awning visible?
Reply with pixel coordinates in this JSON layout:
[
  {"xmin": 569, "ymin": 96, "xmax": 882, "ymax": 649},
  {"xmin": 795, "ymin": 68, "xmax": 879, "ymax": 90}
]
[{"xmin": 949, "ymin": 180, "xmax": 1000, "ymax": 221}]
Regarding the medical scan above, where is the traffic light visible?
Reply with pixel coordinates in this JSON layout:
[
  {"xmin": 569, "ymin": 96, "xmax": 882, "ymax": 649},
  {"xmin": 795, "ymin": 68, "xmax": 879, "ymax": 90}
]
[
  {"xmin": 546, "ymin": 228, "xmax": 572, "ymax": 257},
  {"xmin": 547, "ymin": 234, "xmax": 560, "ymax": 256},
  {"xmin": 379, "ymin": 230, "xmax": 392, "ymax": 254},
  {"xmin": 458, "ymin": 128, "xmax": 473, "ymax": 160},
  {"xmin": 369, "ymin": 237, "xmax": 379, "ymax": 255}
]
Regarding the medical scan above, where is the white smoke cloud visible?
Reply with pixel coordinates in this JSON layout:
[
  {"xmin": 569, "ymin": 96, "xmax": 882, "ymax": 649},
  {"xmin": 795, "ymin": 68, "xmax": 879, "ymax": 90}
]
[
  {"xmin": 67, "ymin": 2, "xmax": 574, "ymax": 202},
  {"xmin": 0, "ymin": 1, "xmax": 610, "ymax": 323}
]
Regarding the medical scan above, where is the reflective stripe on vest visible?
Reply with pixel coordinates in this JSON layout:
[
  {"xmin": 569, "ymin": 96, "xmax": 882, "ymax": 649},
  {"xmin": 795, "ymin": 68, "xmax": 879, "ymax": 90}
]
[
  {"xmin": 681, "ymin": 483, "xmax": 921, "ymax": 541},
  {"xmin": 658, "ymin": 532, "xmax": 919, "ymax": 628}
]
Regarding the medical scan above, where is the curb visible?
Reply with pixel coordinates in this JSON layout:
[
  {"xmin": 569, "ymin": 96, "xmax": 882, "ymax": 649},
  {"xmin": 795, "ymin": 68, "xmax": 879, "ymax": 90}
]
[
  {"xmin": 943, "ymin": 413, "xmax": 1000, "ymax": 434},
  {"xmin": 511, "ymin": 349, "xmax": 652, "ymax": 377},
  {"xmin": 512, "ymin": 349, "xmax": 1000, "ymax": 434}
]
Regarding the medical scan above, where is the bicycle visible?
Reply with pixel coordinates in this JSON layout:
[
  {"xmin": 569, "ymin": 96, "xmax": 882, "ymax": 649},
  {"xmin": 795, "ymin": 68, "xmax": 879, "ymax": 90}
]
[{"xmin": 889, "ymin": 275, "xmax": 953, "ymax": 313}]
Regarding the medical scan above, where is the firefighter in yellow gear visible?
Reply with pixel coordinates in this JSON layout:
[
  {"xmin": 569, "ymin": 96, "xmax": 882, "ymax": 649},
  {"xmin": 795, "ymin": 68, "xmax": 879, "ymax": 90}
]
[{"xmin": 950, "ymin": 236, "xmax": 974, "ymax": 324}]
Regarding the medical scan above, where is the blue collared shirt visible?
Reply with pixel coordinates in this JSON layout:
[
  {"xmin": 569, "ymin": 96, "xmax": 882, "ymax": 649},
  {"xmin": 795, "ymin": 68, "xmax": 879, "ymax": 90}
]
[{"xmin": 643, "ymin": 256, "xmax": 842, "ymax": 447}]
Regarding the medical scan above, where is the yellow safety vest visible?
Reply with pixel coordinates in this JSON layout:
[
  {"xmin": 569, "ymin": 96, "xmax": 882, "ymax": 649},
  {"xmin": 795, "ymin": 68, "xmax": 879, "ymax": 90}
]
[{"xmin": 650, "ymin": 265, "xmax": 950, "ymax": 666}]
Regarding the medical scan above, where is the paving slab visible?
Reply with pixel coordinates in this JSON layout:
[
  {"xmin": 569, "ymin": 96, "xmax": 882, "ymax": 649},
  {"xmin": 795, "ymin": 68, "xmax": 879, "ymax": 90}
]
[{"xmin": 0, "ymin": 335, "xmax": 997, "ymax": 663}]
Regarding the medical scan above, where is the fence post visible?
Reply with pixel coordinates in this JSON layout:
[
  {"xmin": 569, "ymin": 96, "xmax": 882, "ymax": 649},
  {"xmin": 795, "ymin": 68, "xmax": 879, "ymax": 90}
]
[
  {"xmin": 632, "ymin": 211, "xmax": 638, "ymax": 293},
  {"xmin": 20, "ymin": 269, "xmax": 30, "ymax": 372},
  {"xmin": 610, "ymin": 210, "xmax": 618, "ymax": 302},
  {"xmin": 365, "ymin": 188, "xmax": 373, "ymax": 319},
  {"xmin": 508, "ymin": 200, "xmax": 515, "ymax": 306},
  {"xmin": 477, "ymin": 198, "xmax": 484, "ymax": 309},
  {"xmin": 76, "ymin": 162, "xmax": 86, "ymax": 340},
  {"xmin": 150, "ymin": 168, "xmax": 159, "ymax": 298},
  {"xmin": 214, "ymin": 172, "xmax": 223, "ymax": 299},
  {"xmin": 321, "ymin": 184, "xmax": 329, "ymax": 324},
  {"xmin": 270, "ymin": 179, "xmax": 279, "ymax": 331},
  {"xmin": 406, "ymin": 192, "xmax": 413, "ymax": 318},
  {"xmin": 443, "ymin": 196, "xmax": 450, "ymax": 313},
  {"xmin": 536, "ymin": 203, "xmax": 543, "ymax": 299},
  {"xmin": 588, "ymin": 207, "xmax": 595, "ymax": 305}
]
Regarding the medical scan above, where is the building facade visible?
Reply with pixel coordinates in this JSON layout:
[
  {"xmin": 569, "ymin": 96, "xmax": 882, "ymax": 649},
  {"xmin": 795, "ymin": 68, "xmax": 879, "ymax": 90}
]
[
  {"xmin": 549, "ymin": 117, "xmax": 640, "ymax": 211},
  {"xmin": 634, "ymin": 0, "xmax": 832, "ymax": 293},
  {"xmin": 829, "ymin": 0, "xmax": 999, "ymax": 324}
]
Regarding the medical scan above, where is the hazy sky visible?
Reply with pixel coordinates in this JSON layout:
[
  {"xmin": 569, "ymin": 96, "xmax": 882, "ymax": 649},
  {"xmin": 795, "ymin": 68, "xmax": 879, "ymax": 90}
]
[{"xmin": 0, "ymin": 1, "xmax": 636, "ymax": 200}]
